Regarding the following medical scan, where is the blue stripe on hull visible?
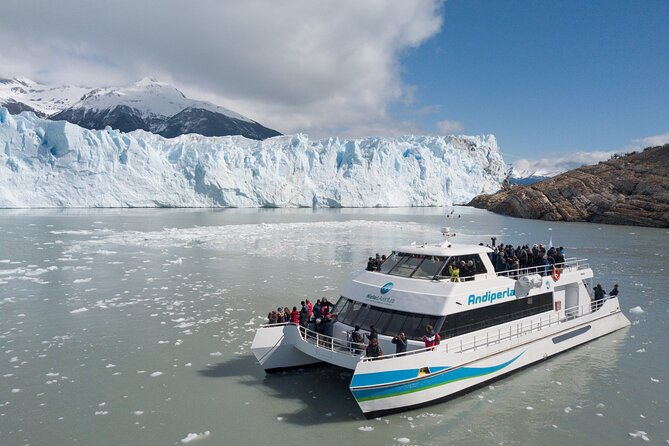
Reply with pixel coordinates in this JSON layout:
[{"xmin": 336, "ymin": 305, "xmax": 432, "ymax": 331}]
[{"xmin": 351, "ymin": 352, "xmax": 524, "ymax": 402}]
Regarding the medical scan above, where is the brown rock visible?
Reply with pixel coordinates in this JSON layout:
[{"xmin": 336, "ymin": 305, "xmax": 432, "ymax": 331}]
[{"xmin": 468, "ymin": 144, "xmax": 669, "ymax": 227}]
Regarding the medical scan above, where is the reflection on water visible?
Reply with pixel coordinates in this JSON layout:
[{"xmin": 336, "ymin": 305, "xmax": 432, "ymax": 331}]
[{"xmin": 0, "ymin": 207, "xmax": 667, "ymax": 446}]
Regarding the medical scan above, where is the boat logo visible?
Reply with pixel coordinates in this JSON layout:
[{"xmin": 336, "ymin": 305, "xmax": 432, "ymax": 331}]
[{"xmin": 380, "ymin": 282, "xmax": 394, "ymax": 294}]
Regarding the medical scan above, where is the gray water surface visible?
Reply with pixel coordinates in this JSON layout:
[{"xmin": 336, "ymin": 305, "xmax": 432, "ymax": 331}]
[{"xmin": 0, "ymin": 207, "xmax": 667, "ymax": 445}]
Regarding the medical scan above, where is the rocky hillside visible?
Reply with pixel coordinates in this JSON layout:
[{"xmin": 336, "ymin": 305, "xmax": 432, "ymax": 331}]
[{"xmin": 468, "ymin": 145, "xmax": 669, "ymax": 227}]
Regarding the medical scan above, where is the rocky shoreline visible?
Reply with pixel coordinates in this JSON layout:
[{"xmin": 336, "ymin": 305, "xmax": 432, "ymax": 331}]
[{"xmin": 468, "ymin": 144, "xmax": 669, "ymax": 227}]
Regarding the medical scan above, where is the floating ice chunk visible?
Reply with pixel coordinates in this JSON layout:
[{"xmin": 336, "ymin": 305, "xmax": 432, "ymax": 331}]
[
  {"xmin": 209, "ymin": 352, "xmax": 222, "ymax": 356},
  {"xmin": 357, "ymin": 426, "xmax": 374, "ymax": 432},
  {"xmin": 150, "ymin": 371, "xmax": 163, "ymax": 377},
  {"xmin": 73, "ymin": 277, "xmax": 92, "ymax": 283},
  {"xmin": 629, "ymin": 306, "xmax": 644, "ymax": 314},
  {"xmin": 106, "ymin": 364, "xmax": 116, "ymax": 368},
  {"xmin": 180, "ymin": 431, "xmax": 211, "ymax": 443},
  {"xmin": 95, "ymin": 411, "xmax": 108, "ymax": 415},
  {"xmin": 629, "ymin": 430, "xmax": 650, "ymax": 441},
  {"xmin": 564, "ymin": 407, "xmax": 572, "ymax": 414},
  {"xmin": 526, "ymin": 406, "xmax": 534, "ymax": 411},
  {"xmin": 637, "ymin": 348, "xmax": 646, "ymax": 353},
  {"xmin": 395, "ymin": 438, "xmax": 410, "ymax": 444},
  {"xmin": 70, "ymin": 307, "xmax": 88, "ymax": 314},
  {"xmin": 11, "ymin": 388, "xmax": 21, "ymax": 393},
  {"xmin": 651, "ymin": 377, "xmax": 660, "ymax": 383},
  {"xmin": 134, "ymin": 411, "xmax": 144, "ymax": 416}
]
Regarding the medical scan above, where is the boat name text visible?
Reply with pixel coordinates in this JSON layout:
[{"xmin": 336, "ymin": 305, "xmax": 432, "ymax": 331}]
[{"xmin": 468, "ymin": 288, "xmax": 515, "ymax": 305}]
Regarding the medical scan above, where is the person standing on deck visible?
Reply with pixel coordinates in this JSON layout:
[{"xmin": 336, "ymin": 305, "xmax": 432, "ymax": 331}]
[
  {"xmin": 299, "ymin": 301, "xmax": 309, "ymax": 327},
  {"xmin": 306, "ymin": 299, "xmax": 313, "ymax": 319},
  {"xmin": 593, "ymin": 284, "xmax": 605, "ymax": 310},
  {"xmin": 448, "ymin": 261, "xmax": 460, "ymax": 282},
  {"xmin": 391, "ymin": 332, "xmax": 407, "ymax": 354},
  {"xmin": 366, "ymin": 338, "xmax": 383, "ymax": 358},
  {"xmin": 422, "ymin": 325, "xmax": 440, "ymax": 350}
]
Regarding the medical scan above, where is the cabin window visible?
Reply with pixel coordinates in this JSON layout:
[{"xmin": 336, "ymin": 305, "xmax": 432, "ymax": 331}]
[
  {"xmin": 412, "ymin": 255, "xmax": 446, "ymax": 279},
  {"xmin": 380, "ymin": 251, "xmax": 447, "ymax": 279},
  {"xmin": 333, "ymin": 296, "xmax": 442, "ymax": 340},
  {"xmin": 436, "ymin": 254, "xmax": 488, "ymax": 281},
  {"xmin": 439, "ymin": 292, "xmax": 553, "ymax": 339}
]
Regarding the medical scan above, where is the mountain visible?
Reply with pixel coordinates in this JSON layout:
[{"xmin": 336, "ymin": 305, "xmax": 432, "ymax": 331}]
[
  {"xmin": 468, "ymin": 145, "xmax": 669, "ymax": 227},
  {"xmin": 508, "ymin": 175, "xmax": 550, "ymax": 186},
  {"xmin": 0, "ymin": 77, "xmax": 89, "ymax": 117},
  {"xmin": 50, "ymin": 78, "xmax": 281, "ymax": 140},
  {"xmin": 0, "ymin": 107, "xmax": 506, "ymax": 208},
  {"xmin": 1, "ymin": 77, "xmax": 281, "ymax": 140}
]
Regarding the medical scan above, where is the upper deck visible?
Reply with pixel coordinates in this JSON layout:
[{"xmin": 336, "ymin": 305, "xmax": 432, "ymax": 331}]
[{"xmin": 341, "ymin": 232, "xmax": 591, "ymax": 320}]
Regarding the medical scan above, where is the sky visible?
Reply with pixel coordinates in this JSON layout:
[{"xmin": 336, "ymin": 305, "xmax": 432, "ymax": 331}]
[{"xmin": 1, "ymin": 0, "xmax": 667, "ymax": 173}]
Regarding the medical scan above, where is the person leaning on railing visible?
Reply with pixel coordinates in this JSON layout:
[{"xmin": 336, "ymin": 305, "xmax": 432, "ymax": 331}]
[{"xmin": 365, "ymin": 338, "xmax": 384, "ymax": 359}]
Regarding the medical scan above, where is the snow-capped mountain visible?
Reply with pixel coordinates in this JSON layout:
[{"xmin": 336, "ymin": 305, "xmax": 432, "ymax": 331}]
[
  {"xmin": 1, "ymin": 77, "xmax": 281, "ymax": 140},
  {"xmin": 51, "ymin": 78, "xmax": 281, "ymax": 140},
  {"xmin": 0, "ymin": 107, "xmax": 506, "ymax": 208},
  {"xmin": 0, "ymin": 77, "xmax": 89, "ymax": 117}
]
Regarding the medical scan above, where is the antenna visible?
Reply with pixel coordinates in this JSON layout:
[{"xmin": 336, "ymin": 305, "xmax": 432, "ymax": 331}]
[{"xmin": 440, "ymin": 227, "xmax": 455, "ymax": 247}]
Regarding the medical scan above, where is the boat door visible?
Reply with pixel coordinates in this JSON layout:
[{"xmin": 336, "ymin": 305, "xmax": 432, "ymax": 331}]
[{"xmin": 564, "ymin": 283, "xmax": 579, "ymax": 319}]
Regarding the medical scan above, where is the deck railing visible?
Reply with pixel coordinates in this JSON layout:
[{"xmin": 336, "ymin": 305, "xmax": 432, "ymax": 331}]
[
  {"xmin": 259, "ymin": 293, "xmax": 611, "ymax": 363},
  {"xmin": 361, "ymin": 298, "xmax": 609, "ymax": 362},
  {"xmin": 496, "ymin": 257, "xmax": 589, "ymax": 279}
]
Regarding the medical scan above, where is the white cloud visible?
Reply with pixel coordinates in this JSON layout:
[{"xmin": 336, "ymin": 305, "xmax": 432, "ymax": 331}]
[
  {"xmin": 511, "ymin": 151, "xmax": 616, "ymax": 178},
  {"xmin": 623, "ymin": 132, "xmax": 669, "ymax": 151},
  {"xmin": 0, "ymin": 0, "xmax": 443, "ymax": 138},
  {"xmin": 436, "ymin": 120, "xmax": 464, "ymax": 134}
]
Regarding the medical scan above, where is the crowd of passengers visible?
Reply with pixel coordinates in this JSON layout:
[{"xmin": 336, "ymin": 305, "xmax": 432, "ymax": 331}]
[
  {"xmin": 266, "ymin": 298, "xmax": 444, "ymax": 359},
  {"xmin": 485, "ymin": 238, "xmax": 566, "ymax": 275},
  {"xmin": 365, "ymin": 253, "xmax": 387, "ymax": 271},
  {"xmin": 266, "ymin": 298, "xmax": 338, "ymax": 336}
]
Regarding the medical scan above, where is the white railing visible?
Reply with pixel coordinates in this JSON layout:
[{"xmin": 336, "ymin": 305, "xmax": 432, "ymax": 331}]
[
  {"xmin": 260, "ymin": 296, "xmax": 613, "ymax": 363},
  {"xmin": 496, "ymin": 257, "xmax": 589, "ymax": 280},
  {"xmin": 361, "ymin": 298, "xmax": 611, "ymax": 362}
]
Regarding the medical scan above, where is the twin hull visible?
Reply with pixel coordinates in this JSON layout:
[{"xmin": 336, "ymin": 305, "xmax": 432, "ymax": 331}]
[{"xmin": 251, "ymin": 298, "xmax": 630, "ymax": 417}]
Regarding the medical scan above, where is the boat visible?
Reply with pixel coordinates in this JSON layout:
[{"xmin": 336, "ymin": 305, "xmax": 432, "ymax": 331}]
[{"xmin": 251, "ymin": 228, "xmax": 630, "ymax": 418}]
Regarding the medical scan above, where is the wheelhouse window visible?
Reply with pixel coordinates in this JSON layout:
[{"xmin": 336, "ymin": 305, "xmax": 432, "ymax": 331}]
[
  {"xmin": 437, "ymin": 254, "xmax": 489, "ymax": 281},
  {"xmin": 333, "ymin": 296, "xmax": 442, "ymax": 340},
  {"xmin": 380, "ymin": 251, "xmax": 447, "ymax": 279}
]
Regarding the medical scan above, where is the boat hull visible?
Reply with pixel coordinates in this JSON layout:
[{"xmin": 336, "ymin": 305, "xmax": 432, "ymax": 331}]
[
  {"xmin": 250, "ymin": 324, "xmax": 322, "ymax": 371},
  {"xmin": 350, "ymin": 298, "xmax": 630, "ymax": 417}
]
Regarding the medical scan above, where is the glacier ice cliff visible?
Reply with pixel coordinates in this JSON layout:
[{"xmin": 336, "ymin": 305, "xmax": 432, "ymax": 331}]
[{"xmin": 0, "ymin": 108, "xmax": 507, "ymax": 208}]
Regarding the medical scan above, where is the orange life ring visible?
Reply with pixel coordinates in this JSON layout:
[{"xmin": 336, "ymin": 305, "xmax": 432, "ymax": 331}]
[{"xmin": 552, "ymin": 267, "xmax": 561, "ymax": 281}]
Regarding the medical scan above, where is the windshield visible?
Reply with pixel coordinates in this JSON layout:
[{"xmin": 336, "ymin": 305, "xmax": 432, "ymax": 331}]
[{"xmin": 380, "ymin": 251, "xmax": 447, "ymax": 279}]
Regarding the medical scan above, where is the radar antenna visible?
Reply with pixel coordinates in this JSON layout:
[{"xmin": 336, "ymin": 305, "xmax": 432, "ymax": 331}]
[{"xmin": 440, "ymin": 227, "xmax": 455, "ymax": 247}]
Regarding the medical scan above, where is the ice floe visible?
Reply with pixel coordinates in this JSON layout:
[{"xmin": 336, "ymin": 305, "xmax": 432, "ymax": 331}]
[{"xmin": 180, "ymin": 431, "xmax": 211, "ymax": 443}]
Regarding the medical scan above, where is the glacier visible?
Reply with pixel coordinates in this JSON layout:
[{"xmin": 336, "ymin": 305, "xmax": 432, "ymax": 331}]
[{"xmin": 0, "ymin": 108, "xmax": 507, "ymax": 208}]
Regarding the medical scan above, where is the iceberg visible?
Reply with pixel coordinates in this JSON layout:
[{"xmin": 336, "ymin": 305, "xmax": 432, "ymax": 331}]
[{"xmin": 0, "ymin": 108, "xmax": 506, "ymax": 208}]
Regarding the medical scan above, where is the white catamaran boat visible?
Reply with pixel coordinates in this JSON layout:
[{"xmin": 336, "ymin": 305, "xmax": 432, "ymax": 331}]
[{"xmin": 251, "ymin": 229, "xmax": 630, "ymax": 418}]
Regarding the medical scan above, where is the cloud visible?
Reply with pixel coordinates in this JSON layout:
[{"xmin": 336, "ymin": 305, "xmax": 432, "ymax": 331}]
[
  {"xmin": 511, "ymin": 130, "xmax": 669, "ymax": 178},
  {"xmin": 0, "ymin": 0, "xmax": 443, "ymax": 138},
  {"xmin": 436, "ymin": 120, "xmax": 464, "ymax": 134},
  {"xmin": 623, "ymin": 131, "xmax": 669, "ymax": 151},
  {"xmin": 511, "ymin": 151, "xmax": 616, "ymax": 178}
]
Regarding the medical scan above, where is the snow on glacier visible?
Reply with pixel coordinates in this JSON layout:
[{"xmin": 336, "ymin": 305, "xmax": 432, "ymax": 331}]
[{"xmin": 0, "ymin": 107, "xmax": 507, "ymax": 208}]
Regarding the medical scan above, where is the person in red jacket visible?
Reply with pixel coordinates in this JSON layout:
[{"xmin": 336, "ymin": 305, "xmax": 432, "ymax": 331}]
[
  {"xmin": 306, "ymin": 299, "xmax": 313, "ymax": 318},
  {"xmin": 422, "ymin": 325, "xmax": 440, "ymax": 350},
  {"xmin": 290, "ymin": 306, "xmax": 299, "ymax": 324}
]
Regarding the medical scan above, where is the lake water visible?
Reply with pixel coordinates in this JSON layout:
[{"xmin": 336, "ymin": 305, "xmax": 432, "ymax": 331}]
[{"xmin": 0, "ymin": 207, "xmax": 667, "ymax": 446}]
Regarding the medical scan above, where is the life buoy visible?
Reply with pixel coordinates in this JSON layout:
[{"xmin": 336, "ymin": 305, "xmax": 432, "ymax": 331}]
[{"xmin": 552, "ymin": 268, "xmax": 561, "ymax": 281}]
